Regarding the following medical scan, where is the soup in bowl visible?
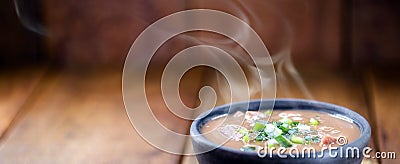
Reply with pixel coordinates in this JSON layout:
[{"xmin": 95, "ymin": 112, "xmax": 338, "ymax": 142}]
[{"xmin": 190, "ymin": 99, "xmax": 371, "ymax": 164}]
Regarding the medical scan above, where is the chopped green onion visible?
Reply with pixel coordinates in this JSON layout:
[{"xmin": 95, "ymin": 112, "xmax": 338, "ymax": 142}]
[
  {"xmin": 291, "ymin": 121, "xmax": 300, "ymax": 126},
  {"xmin": 288, "ymin": 128, "xmax": 299, "ymax": 135},
  {"xmin": 264, "ymin": 124, "xmax": 275, "ymax": 133},
  {"xmin": 237, "ymin": 128, "xmax": 248, "ymax": 135},
  {"xmin": 270, "ymin": 127, "xmax": 283, "ymax": 138},
  {"xmin": 274, "ymin": 121, "xmax": 283, "ymax": 127},
  {"xmin": 290, "ymin": 135, "xmax": 305, "ymax": 144},
  {"xmin": 255, "ymin": 135, "xmax": 264, "ymax": 141},
  {"xmin": 311, "ymin": 136, "xmax": 321, "ymax": 143},
  {"xmin": 304, "ymin": 136, "xmax": 312, "ymax": 145},
  {"xmin": 255, "ymin": 132, "xmax": 267, "ymax": 141},
  {"xmin": 275, "ymin": 135, "xmax": 293, "ymax": 148},
  {"xmin": 309, "ymin": 118, "xmax": 319, "ymax": 126},
  {"xmin": 279, "ymin": 117, "xmax": 293, "ymax": 124},
  {"xmin": 265, "ymin": 110, "xmax": 273, "ymax": 115},
  {"xmin": 268, "ymin": 143, "xmax": 275, "ymax": 148},
  {"xmin": 278, "ymin": 124, "xmax": 290, "ymax": 133},
  {"xmin": 253, "ymin": 122, "xmax": 266, "ymax": 131},
  {"xmin": 268, "ymin": 139, "xmax": 277, "ymax": 148},
  {"xmin": 242, "ymin": 134, "xmax": 249, "ymax": 144}
]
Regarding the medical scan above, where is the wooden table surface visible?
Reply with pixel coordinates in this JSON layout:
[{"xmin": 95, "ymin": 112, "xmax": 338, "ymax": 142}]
[{"xmin": 0, "ymin": 66, "xmax": 398, "ymax": 163}]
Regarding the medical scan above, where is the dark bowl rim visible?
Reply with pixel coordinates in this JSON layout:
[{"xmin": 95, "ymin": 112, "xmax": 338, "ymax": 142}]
[{"xmin": 190, "ymin": 98, "xmax": 371, "ymax": 157}]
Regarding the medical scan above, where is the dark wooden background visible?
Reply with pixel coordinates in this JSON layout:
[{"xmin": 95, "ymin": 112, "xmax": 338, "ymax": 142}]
[
  {"xmin": 0, "ymin": 0, "xmax": 399, "ymax": 163},
  {"xmin": 1, "ymin": 0, "xmax": 399, "ymax": 70}
]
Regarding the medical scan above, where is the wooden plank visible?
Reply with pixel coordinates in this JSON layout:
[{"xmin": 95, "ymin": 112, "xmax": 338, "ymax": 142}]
[
  {"xmin": 368, "ymin": 72, "xmax": 400, "ymax": 164},
  {"xmin": 181, "ymin": 68, "xmax": 378, "ymax": 164},
  {"xmin": 294, "ymin": 69, "xmax": 378, "ymax": 164},
  {"xmin": 0, "ymin": 67, "xmax": 203, "ymax": 163},
  {"xmin": 0, "ymin": 67, "xmax": 46, "ymax": 137},
  {"xmin": 42, "ymin": 0, "xmax": 188, "ymax": 67}
]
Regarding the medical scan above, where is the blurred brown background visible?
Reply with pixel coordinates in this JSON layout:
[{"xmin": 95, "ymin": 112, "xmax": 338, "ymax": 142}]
[
  {"xmin": 0, "ymin": 0, "xmax": 399, "ymax": 163},
  {"xmin": 2, "ymin": 0, "xmax": 399, "ymax": 70}
]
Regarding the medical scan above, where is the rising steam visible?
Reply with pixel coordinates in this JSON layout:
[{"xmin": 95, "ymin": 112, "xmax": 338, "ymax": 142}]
[
  {"xmin": 13, "ymin": 0, "xmax": 47, "ymax": 35},
  {"xmin": 13, "ymin": 0, "xmax": 313, "ymax": 103},
  {"xmin": 182, "ymin": 0, "xmax": 314, "ymax": 104},
  {"xmin": 117, "ymin": 1, "xmax": 314, "ymax": 155}
]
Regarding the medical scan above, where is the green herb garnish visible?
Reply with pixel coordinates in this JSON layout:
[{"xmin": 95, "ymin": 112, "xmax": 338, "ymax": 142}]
[
  {"xmin": 265, "ymin": 110, "xmax": 273, "ymax": 115},
  {"xmin": 242, "ymin": 134, "xmax": 249, "ymax": 144},
  {"xmin": 288, "ymin": 128, "xmax": 299, "ymax": 135},
  {"xmin": 309, "ymin": 118, "xmax": 319, "ymax": 126},
  {"xmin": 274, "ymin": 135, "xmax": 293, "ymax": 148},
  {"xmin": 278, "ymin": 124, "xmax": 290, "ymax": 134},
  {"xmin": 304, "ymin": 135, "xmax": 312, "ymax": 145},
  {"xmin": 290, "ymin": 135, "xmax": 305, "ymax": 144},
  {"xmin": 311, "ymin": 136, "xmax": 321, "ymax": 143},
  {"xmin": 279, "ymin": 117, "xmax": 293, "ymax": 124},
  {"xmin": 268, "ymin": 139, "xmax": 277, "ymax": 148},
  {"xmin": 253, "ymin": 122, "xmax": 266, "ymax": 131},
  {"xmin": 255, "ymin": 132, "xmax": 266, "ymax": 141},
  {"xmin": 291, "ymin": 121, "xmax": 300, "ymax": 126},
  {"xmin": 237, "ymin": 127, "xmax": 248, "ymax": 135}
]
